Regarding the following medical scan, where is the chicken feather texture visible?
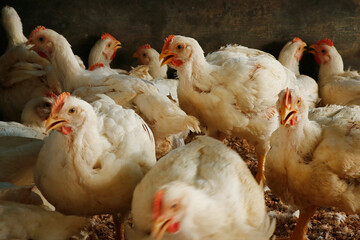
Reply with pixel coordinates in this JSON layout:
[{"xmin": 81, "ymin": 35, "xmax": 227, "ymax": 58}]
[
  {"xmin": 0, "ymin": 200, "xmax": 88, "ymax": 240},
  {"xmin": 278, "ymin": 38, "xmax": 319, "ymax": 109},
  {"xmin": 265, "ymin": 88, "xmax": 360, "ymax": 239},
  {"xmin": 160, "ymin": 35, "xmax": 298, "ymax": 182},
  {"xmin": 27, "ymin": 28, "xmax": 200, "ymax": 157},
  {"xmin": 35, "ymin": 94, "xmax": 156, "ymax": 216},
  {"xmin": 309, "ymin": 39, "xmax": 360, "ymax": 106},
  {"xmin": 128, "ymin": 136, "xmax": 275, "ymax": 240},
  {"xmin": 0, "ymin": 6, "xmax": 61, "ymax": 121}
]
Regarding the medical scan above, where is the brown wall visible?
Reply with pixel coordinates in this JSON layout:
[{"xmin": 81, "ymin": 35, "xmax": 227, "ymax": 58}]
[{"xmin": 1, "ymin": 0, "xmax": 360, "ymax": 79}]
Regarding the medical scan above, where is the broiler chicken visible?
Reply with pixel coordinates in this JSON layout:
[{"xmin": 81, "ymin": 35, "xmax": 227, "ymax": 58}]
[
  {"xmin": 133, "ymin": 44, "xmax": 168, "ymax": 79},
  {"xmin": 265, "ymin": 88, "xmax": 360, "ymax": 240},
  {"xmin": 1, "ymin": 5, "xmax": 27, "ymax": 50},
  {"xmin": 127, "ymin": 136, "xmax": 275, "ymax": 240},
  {"xmin": 0, "ymin": 200, "xmax": 88, "ymax": 240},
  {"xmin": 88, "ymin": 33, "xmax": 127, "ymax": 73},
  {"xmin": 133, "ymin": 44, "xmax": 179, "ymax": 103},
  {"xmin": 21, "ymin": 92, "xmax": 57, "ymax": 133},
  {"xmin": 27, "ymin": 27, "xmax": 200, "ymax": 158},
  {"xmin": 308, "ymin": 39, "xmax": 360, "ymax": 106},
  {"xmin": 278, "ymin": 37, "xmax": 319, "ymax": 108},
  {"xmin": 0, "ymin": 6, "xmax": 61, "ymax": 121},
  {"xmin": 34, "ymin": 93, "xmax": 156, "ymax": 223},
  {"xmin": 159, "ymin": 35, "xmax": 298, "ymax": 183}
]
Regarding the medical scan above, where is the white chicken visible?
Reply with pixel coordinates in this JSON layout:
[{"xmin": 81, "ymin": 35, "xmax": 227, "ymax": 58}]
[
  {"xmin": 35, "ymin": 92, "xmax": 156, "ymax": 222},
  {"xmin": 159, "ymin": 35, "xmax": 298, "ymax": 183},
  {"xmin": 127, "ymin": 136, "xmax": 275, "ymax": 240},
  {"xmin": 133, "ymin": 44, "xmax": 168, "ymax": 79},
  {"xmin": 278, "ymin": 37, "xmax": 319, "ymax": 108},
  {"xmin": 0, "ymin": 6, "xmax": 61, "ymax": 121},
  {"xmin": 265, "ymin": 88, "xmax": 360, "ymax": 240},
  {"xmin": 27, "ymin": 27, "xmax": 200, "ymax": 158},
  {"xmin": 133, "ymin": 44, "xmax": 179, "ymax": 102},
  {"xmin": 21, "ymin": 92, "xmax": 57, "ymax": 133},
  {"xmin": 0, "ymin": 200, "xmax": 88, "ymax": 240},
  {"xmin": 88, "ymin": 33, "xmax": 124, "ymax": 71},
  {"xmin": 1, "ymin": 5, "xmax": 27, "ymax": 50},
  {"xmin": 308, "ymin": 38, "xmax": 360, "ymax": 106}
]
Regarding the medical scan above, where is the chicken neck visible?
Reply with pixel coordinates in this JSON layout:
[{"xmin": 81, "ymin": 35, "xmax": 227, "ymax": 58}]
[
  {"xmin": 318, "ymin": 49, "xmax": 344, "ymax": 83},
  {"xmin": 50, "ymin": 35, "xmax": 85, "ymax": 92}
]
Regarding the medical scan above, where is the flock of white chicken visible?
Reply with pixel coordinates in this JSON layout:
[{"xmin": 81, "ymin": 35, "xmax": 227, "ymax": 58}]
[{"xmin": 0, "ymin": 5, "xmax": 360, "ymax": 240}]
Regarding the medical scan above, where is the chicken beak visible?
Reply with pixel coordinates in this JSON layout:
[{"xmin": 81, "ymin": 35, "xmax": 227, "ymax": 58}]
[
  {"xmin": 45, "ymin": 116, "xmax": 67, "ymax": 132},
  {"xmin": 279, "ymin": 89, "xmax": 297, "ymax": 125},
  {"xmin": 25, "ymin": 40, "xmax": 36, "ymax": 51},
  {"xmin": 306, "ymin": 44, "xmax": 316, "ymax": 54},
  {"xmin": 115, "ymin": 40, "xmax": 122, "ymax": 49},
  {"xmin": 159, "ymin": 50, "xmax": 176, "ymax": 67},
  {"xmin": 151, "ymin": 217, "xmax": 173, "ymax": 240}
]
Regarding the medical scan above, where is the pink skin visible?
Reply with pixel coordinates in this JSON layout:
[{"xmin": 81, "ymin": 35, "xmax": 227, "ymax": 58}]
[
  {"xmin": 27, "ymin": 33, "xmax": 53, "ymax": 60},
  {"xmin": 152, "ymin": 190, "xmax": 181, "ymax": 239},
  {"xmin": 311, "ymin": 45, "xmax": 331, "ymax": 65},
  {"xmin": 294, "ymin": 43, "xmax": 306, "ymax": 62}
]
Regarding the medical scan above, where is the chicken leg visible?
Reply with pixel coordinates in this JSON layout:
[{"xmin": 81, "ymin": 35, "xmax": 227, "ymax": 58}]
[
  {"xmin": 277, "ymin": 206, "xmax": 317, "ymax": 240},
  {"xmin": 255, "ymin": 154, "xmax": 266, "ymax": 184}
]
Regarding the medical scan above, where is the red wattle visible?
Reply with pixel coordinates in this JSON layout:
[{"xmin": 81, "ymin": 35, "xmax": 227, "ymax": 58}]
[
  {"xmin": 314, "ymin": 55, "xmax": 321, "ymax": 64},
  {"xmin": 61, "ymin": 126, "xmax": 72, "ymax": 135},
  {"xmin": 37, "ymin": 51, "xmax": 47, "ymax": 58},
  {"xmin": 171, "ymin": 59, "xmax": 183, "ymax": 67},
  {"xmin": 167, "ymin": 222, "xmax": 180, "ymax": 233},
  {"xmin": 110, "ymin": 51, "xmax": 117, "ymax": 60}
]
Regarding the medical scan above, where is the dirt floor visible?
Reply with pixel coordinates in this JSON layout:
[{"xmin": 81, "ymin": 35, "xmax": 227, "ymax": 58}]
[{"xmin": 84, "ymin": 136, "xmax": 360, "ymax": 240}]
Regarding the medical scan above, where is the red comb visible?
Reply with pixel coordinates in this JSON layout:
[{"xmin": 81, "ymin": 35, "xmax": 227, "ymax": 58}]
[
  {"xmin": 101, "ymin": 33, "xmax": 117, "ymax": 41},
  {"xmin": 51, "ymin": 92, "xmax": 70, "ymax": 116},
  {"xmin": 46, "ymin": 92, "xmax": 58, "ymax": 100},
  {"xmin": 315, "ymin": 39, "xmax": 334, "ymax": 47},
  {"xmin": 162, "ymin": 35, "xmax": 175, "ymax": 52},
  {"xmin": 88, "ymin": 62, "xmax": 105, "ymax": 71},
  {"xmin": 152, "ymin": 190, "xmax": 164, "ymax": 220},
  {"xmin": 284, "ymin": 88, "xmax": 290, "ymax": 108},
  {"xmin": 140, "ymin": 44, "xmax": 151, "ymax": 50},
  {"xmin": 29, "ymin": 26, "xmax": 45, "ymax": 39},
  {"xmin": 292, "ymin": 37, "xmax": 302, "ymax": 43}
]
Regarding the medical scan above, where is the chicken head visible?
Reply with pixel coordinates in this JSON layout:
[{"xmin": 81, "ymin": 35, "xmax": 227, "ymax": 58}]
[
  {"xmin": 307, "ymin": 39, "xmax": 334, "ymax": 65},
  {"xmin": 26, "ymin": 26, "xmax": 55, "ymax": 59},
  {"xmin": 99, "ymin": 33, "xmax": 121, "ymax": 61},
  {"xmin": 45, "ymin": 92, "xmax": 91, "ymax": 135},
  {"xmin": 159, "ymin": 35, "xmax": 200, "ymax": 68},
  {"xmin": 151, "ymin": 185, "xmax": 188, "ymax": 240},
  {"xmin": 133, "ymin": 44, "xmax": 153, "ymax": 65},
  {"xmin": 278, "ymin": 88, "xmax": 307, "ymax": 126}
]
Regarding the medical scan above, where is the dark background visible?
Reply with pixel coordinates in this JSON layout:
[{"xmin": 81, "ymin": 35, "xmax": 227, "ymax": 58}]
[{"xmin": 1, "ymin": 0, "xmax": 360, "ymax": 79}]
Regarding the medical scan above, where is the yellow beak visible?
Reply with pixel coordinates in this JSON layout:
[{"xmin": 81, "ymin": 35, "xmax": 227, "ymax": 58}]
[
  {"xmin": 151, "ymin": 217, "xmax": 173, "ymax": 240},
  {"xmin": 306, "ymin": 44, "xmax": 317, "ymax": 54},
  {"xmin": 115, "ymin": 40, "xmax": 122, "ymax": 49},
  {"xmin": 45, "ymin": 116, "xmax": 67, "ymax": 132},
  {"xmin": 159, "ymin": 50, "xmax": 176, "ymax": 67}
]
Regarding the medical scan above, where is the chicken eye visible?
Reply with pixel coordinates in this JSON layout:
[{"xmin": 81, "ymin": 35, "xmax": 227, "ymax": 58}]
[
  {"xmin": 321, "ymin": 49, "xmax": 326, "ymax": 54},
  {"xmin": 108, "ymin": 43, "xmax": 111, "ymax": 47},
  {"xmin": 171, "ymin": 203, "xmax": 177, "ymax": 209},
  {"xmin": 298, "ymin": 47, "xmax": 301, "ymax": 51},
  {"xmin": 39, "ymin": 37, "xmax": 44, "ymax": 42},
  {"xmin": 43, "ymin": 102, "xmax": 51, "ymax": 108},
  {"xmin": 143, "ymin": 53, "xmax": 146, "ymax": 57},
  {"xmin": 297, "ymin": 99, "xmax": 301, "ymax": 105},
  {"xmin": 177, "ymin": 45, "xmax": 182, "ymax": 50},
  {"xmin": 68, "ymin": 108, "xmax": 76, "ymax": 114}
]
